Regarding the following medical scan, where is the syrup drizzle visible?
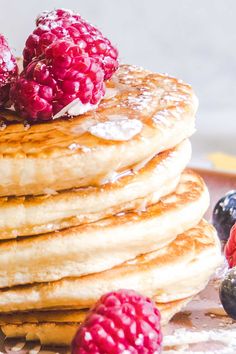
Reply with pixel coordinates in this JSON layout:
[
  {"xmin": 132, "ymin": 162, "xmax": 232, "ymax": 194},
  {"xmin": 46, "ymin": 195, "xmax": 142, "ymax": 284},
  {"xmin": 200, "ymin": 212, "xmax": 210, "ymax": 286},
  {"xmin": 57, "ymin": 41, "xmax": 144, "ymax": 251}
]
[{"xmin": 0, "ymin": 64, "xmax": 196, "ymax": 157}]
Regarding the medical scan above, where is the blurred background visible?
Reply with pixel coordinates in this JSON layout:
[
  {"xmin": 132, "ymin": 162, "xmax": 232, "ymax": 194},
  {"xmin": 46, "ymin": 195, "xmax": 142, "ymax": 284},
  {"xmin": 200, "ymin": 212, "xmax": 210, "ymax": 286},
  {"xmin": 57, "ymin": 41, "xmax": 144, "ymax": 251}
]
[{"xmin": 0, "ymin": 0, "xmax": 235, "ymax": 170}]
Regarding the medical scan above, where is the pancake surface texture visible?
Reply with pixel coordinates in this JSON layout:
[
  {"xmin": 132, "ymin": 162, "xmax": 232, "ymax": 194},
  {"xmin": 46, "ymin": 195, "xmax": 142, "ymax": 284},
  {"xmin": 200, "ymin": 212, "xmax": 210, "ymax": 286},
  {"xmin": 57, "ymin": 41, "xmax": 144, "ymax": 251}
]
[
  {"xmin": 0, "ymin": 170, "xmax": 209, "ymax": 288},
  {"xmin": 0, "ymin": 64, "xmax": 197, "ymax": 196},
  {"xmin": 0, "ymin": 139, "xmax": 191, "ymax": 239},
  {"xmin": 0, "ymin": 220, "xmax": 221, "ymax": 313}
]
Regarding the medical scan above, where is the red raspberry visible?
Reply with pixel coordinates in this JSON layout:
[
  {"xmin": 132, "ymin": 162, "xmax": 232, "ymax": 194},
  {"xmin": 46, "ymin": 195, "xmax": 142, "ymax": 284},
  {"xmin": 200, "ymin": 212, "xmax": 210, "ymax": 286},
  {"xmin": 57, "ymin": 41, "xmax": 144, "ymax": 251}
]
[
  {"xmin": 0, "ymin": 34, "xmax": 18, "ymax": 107},
  {"xmin": 23, "ymin": 8, "xmax": 118, "ymax": 80},
  {"xmin": 71, "ymin": 289, "xmax": 162, "ymax": 354},
  {"xmin": 225, "ymin": 223, "xmax": 236, "ymax": 268},
  {"xmin": 10, "ymin": 40, "xmax": 105, "ymax": 121}
]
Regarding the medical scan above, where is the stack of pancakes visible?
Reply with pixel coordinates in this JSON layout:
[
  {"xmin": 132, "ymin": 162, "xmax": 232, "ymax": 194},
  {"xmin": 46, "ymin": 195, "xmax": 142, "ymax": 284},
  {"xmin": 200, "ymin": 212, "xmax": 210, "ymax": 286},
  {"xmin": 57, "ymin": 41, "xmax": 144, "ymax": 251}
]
[{"xmin": 0, "ymin": 65, "xmax": 221, "ymax": 346}]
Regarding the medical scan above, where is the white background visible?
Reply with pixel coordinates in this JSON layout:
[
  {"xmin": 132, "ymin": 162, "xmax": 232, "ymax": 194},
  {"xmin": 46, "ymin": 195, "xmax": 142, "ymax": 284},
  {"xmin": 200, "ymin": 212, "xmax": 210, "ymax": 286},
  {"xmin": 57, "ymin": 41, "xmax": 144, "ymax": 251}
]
[{"xmin": 0, "ymin": 0, "xmax": 235, "ymax": 164}]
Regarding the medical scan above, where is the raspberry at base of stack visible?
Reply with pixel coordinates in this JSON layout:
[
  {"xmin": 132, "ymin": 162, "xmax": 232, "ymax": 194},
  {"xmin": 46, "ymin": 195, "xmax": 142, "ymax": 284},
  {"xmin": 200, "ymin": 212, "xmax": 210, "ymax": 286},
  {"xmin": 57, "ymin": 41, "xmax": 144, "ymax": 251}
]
[{"xmin": 71, "ymin": 290, "xmax": 162, "ymax": 354}]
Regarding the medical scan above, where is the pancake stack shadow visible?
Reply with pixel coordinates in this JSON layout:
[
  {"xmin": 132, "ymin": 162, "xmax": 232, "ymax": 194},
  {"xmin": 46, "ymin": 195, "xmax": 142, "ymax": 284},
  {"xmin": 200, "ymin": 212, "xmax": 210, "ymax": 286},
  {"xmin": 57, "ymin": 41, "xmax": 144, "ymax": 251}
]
[{"xmin": 0, "ymin": 65, "xmax": 222, "ymax": 346}]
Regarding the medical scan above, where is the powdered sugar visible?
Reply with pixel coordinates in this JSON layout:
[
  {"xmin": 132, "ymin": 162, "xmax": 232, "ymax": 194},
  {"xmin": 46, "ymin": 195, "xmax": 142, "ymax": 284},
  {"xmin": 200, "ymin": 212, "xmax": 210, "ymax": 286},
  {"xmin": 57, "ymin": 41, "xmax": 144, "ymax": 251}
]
[
  {"xmin": 163, "ymin": 328, "xmax": 236, "ymax": 347},
  {"xmin": 88, "ymin": 116, "xmax": 143, "ymax": 141},
  {"xmin": 163, "ymin": 327, "xmax": 236, "ymax": 353}
]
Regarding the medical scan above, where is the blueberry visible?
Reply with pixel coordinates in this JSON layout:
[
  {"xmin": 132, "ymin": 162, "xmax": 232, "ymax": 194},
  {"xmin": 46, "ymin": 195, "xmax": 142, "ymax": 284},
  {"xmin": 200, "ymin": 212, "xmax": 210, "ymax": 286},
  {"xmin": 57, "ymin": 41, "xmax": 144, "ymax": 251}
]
[
  {"xmin": 213, "ymin": 190, "xmax": 236, "ymax": 242},
  {"xmin": 219, "ymin": 267, "xmax": 236, "ymax": 319}
]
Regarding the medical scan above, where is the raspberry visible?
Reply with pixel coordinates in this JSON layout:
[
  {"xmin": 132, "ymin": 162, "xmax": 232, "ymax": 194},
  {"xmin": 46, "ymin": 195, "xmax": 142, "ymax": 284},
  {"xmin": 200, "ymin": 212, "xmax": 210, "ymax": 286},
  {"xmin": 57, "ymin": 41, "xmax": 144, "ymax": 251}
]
[
  {"xmin": 23, "ymin": 8, "xmax": 118, "ymax": 80},
  {"xmin": 71, "ymin": 289, "xmax": 162, "ymax": 354},
  {"xmin": 0, "ymin": 34, "xmax": 18, "ymax": 107},
  {"xmin": 11, "ymin": 40, "xmax": 105, "ymax": 121},
  {"xmin": 225, "ymin": 223, "xmax": 236, "ymax": 268}
]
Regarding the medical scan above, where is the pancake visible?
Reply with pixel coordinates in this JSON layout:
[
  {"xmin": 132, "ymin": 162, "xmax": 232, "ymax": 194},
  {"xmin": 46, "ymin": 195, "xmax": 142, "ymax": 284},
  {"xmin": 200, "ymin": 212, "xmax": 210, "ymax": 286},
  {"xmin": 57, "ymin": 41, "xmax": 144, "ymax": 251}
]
[
  {"xmin": 0, "ymin": 64, "xmax": 197, "ymax": 196},
  {"xmin": 0, "ymin": 298, "xmax": 192, "ymax": 346},
  {"xmin": 0, "ymin": 139, "xmax": 191, "ymax": 239},
  {"xmin": 0, "ymin": 220, "xmax": 222, "ymax": 312},
  {"xmin": 0, "ymin": 170, "xmax": 209, "ymax": 288}
]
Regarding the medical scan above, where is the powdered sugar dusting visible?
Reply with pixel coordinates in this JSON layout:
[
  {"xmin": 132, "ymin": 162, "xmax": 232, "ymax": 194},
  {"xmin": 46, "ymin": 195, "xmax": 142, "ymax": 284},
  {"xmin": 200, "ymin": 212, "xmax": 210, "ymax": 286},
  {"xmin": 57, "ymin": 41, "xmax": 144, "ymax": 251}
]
[
  {"xmin": 163, "ymin": 327, "xmax": 236, "ymax": 346},
  {"xmin": 88, "ymin": 116, "xmax": 143, "ymax": 141},
  {"xmin": 163, "ymin": 327, "xmax": 236, "ymax": 353}
]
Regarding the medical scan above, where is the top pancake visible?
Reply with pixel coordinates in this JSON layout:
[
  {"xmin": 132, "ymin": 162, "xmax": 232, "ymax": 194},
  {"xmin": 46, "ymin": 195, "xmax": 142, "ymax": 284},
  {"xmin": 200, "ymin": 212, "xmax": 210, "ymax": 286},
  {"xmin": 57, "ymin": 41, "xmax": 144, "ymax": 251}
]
[{"xmin": 0, "ymin": 65, "xmax": 198, "ymax": 196}]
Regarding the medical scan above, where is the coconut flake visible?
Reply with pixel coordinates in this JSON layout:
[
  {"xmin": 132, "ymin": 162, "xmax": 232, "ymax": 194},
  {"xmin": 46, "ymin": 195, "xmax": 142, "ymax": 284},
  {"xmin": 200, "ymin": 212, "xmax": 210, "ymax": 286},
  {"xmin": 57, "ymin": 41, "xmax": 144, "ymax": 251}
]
[
  {"xmin": 53, "ymin": 99, "xmax": 98, "ymax": 119},
  {"xmin": 103, "ymin": 87, "xmax": 118, "ymax": 100}
]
